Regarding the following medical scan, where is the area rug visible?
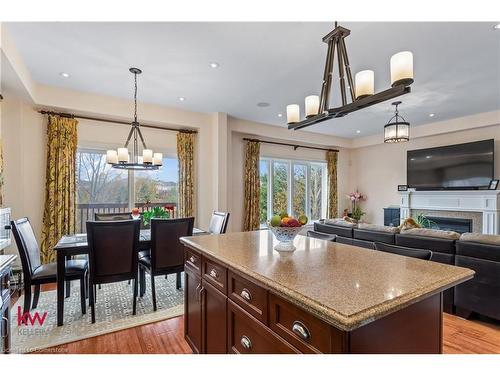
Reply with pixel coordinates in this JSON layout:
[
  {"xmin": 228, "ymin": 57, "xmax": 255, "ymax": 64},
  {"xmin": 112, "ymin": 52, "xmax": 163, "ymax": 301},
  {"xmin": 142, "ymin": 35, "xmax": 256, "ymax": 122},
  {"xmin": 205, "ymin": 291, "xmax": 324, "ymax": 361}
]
[{"xmin": 10, "ymin": 274, "xmax": 185, "ymax": 353}]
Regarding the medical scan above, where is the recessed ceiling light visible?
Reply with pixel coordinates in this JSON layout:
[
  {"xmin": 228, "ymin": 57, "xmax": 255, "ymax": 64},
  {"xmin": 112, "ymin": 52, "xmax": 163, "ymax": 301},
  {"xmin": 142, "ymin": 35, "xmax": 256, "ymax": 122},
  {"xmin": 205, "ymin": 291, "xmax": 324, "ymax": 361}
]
[
  {"xmin": 426, "ymin": 155, "xmax": 432, "ymax": 159},
  {"xmin": 257, "ymin": 102, "xmax": 270, "ymax": 107},
  {"xmin": 277, "ymin": 113, "xmax": 283, "ymax": 118},
  {"xmin": 356, "ymin": 130, "xmax": 361, "ymax": 134},
  {"xmin": 59, "ymin": 72, "xmax": 70, "ymax": 78},
  {"xmin": 429, "ymin": 113, "xmax": 435, "ymax": 117},
  {"xmin": 493, "ymin": 23, "xmax": 500, "ymax": 30},
  {"xmin": 209, "ymin": 62, "xmax": 220, "ymax": 68},
  {"xmin": 178, "ymin": 97, "xmax": 186, "ymax": 101}
]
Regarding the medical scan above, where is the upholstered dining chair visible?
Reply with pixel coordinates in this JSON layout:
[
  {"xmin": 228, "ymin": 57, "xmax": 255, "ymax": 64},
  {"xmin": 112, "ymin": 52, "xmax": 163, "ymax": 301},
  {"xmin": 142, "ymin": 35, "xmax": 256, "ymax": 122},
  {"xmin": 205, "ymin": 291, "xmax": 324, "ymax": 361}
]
[
  {"xmin": 11, "ymin": 217, "xmax": 88, "ymax": 315},
  {"xmin": 374, "ymin": 242, "xmax": 432, "ymax": 260},
  {"xmin": 208, "ymin": 211, "xmax": 230, "ymax": 234},
  {"xmin": 86, "ymin": 220, "xmax": 141, "ymax": 323},
  {"xmin": 139, "ymin": 217, "xmax": 194, "ymax": 311}
]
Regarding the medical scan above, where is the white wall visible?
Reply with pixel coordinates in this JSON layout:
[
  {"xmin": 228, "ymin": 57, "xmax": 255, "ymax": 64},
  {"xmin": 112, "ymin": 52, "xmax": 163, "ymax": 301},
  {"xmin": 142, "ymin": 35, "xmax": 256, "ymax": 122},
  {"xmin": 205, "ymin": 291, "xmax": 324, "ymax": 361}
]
[{"xmin": 350, "ymin": 124, "xmax": 500, "ymax": 224}]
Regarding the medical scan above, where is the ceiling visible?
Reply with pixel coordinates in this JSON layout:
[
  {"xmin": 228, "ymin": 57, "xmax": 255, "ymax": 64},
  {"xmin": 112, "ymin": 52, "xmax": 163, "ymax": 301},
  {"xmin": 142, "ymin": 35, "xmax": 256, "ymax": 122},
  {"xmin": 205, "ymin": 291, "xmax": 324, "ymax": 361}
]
[{"xmin": 5, "ymin": 22, "xmax": 500, "ymax": 138}]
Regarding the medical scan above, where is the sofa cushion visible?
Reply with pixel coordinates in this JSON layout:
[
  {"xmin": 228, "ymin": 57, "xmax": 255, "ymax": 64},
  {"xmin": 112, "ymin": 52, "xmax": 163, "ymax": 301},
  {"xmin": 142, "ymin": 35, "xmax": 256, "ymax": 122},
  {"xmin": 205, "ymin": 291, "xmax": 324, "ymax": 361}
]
[
  {"xmin": 353, "ymin": 228, "xmax": 395, "ymax": 244},
  {"xmin": 306, "ymin": 231, "xmax": 337, "ymax": 242},
  {"xmin": 456, "ymin": 241, "xmax": 500, "ymax": 262},
  {"xmin": 395, "ymin": 233, "xmax": 456, "ymax": 256},
  {"xmin": 459, "ymin": 233, "xmax": 500, "ymax": 246},
  {"xmin": 400, "ymin": 227, "xmax": 461, "ymax": 240},
  {"xmin": 357, "ymin": 223, "xmax": 400, "ymax": 233},
  {"xmin": 324, "ymin": 218, "xmax": 357, "ymax": 227},
  {"xmin": 314, "ymin": 222, "xmax": 354, "ymax": 238}
]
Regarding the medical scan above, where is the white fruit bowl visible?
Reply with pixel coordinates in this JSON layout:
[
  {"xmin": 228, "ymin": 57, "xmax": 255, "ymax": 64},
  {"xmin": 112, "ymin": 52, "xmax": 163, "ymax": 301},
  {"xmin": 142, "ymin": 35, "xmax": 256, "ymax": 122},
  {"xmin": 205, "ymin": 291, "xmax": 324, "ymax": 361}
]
[{"xmin": 268, "ymin": 224, "xmax": 303, "ymax": 252}]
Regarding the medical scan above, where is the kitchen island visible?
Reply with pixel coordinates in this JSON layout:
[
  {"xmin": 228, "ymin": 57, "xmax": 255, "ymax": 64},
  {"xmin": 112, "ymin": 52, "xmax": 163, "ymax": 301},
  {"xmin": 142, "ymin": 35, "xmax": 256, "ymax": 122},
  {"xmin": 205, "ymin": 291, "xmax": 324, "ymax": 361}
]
[{"xmin": 180, "ymin": 231, "xmax": 474, "ymax": 354}]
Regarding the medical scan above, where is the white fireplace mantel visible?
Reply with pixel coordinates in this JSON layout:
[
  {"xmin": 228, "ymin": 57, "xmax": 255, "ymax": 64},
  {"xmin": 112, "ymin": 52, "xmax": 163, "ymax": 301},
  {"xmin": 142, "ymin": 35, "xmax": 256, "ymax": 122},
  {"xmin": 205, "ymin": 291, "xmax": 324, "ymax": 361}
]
[{"xmin": 399, "ymin": 190, "xmax": 500, "ymax": 235}]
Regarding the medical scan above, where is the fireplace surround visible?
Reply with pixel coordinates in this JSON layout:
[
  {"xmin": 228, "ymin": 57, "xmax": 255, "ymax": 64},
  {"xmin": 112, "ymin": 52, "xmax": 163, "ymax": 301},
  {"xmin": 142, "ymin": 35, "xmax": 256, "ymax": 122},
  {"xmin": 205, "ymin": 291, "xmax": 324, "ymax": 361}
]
[{"xmin": 399, "ymin": 190, "xmax": 500, "ymax": 235}]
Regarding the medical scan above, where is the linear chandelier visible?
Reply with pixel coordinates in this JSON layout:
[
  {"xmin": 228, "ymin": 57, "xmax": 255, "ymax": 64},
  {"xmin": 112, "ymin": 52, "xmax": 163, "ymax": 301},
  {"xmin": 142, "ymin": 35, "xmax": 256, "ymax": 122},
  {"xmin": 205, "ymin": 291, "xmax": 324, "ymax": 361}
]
[
  {"xmin": 286, "ymin": 23, "xmax": 414, "ymax": 131},
  {"xmin": 106, "ymin": 68, "xmax": 162, "ymax": 170}
]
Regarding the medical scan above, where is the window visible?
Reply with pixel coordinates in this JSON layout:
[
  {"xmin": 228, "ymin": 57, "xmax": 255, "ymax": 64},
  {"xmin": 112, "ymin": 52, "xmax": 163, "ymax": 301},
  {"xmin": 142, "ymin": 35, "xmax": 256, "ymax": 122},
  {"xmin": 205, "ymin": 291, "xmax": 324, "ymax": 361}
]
[
  {"xmin": 259, "ymin": 157, "xmax": 327, "ymax": 225},
  {"xmin": 76, "ymin": 149, "xmax": 178, "ymax": 232}
]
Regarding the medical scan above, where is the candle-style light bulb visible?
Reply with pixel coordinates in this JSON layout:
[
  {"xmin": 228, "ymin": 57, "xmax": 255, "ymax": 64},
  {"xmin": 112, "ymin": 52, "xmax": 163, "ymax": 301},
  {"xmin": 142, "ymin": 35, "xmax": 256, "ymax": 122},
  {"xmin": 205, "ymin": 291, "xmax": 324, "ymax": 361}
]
[
  {"xmin": 117, "ymin": 148, "xmax": 129, "ymax": 162},
  {"xmin": 390, "ymin": 51, "xmax": 414, "ymax": 87},
  {"xmin": 142, "ymin": 149, "xmax": 153, "ymax": 164},
  {"xmin": 305, "ymin": 95, "xmax": 319, "ymax": 117},
  {"xmin": 153, "ymin": 153, "xmax": 163, "ymax": 166},
  {"xmin": 354, "ymin": 70, "xmax": 374, "ymax": 99},
  {"xmin": 286, "ymin": 104, "xmax": 300, "ymax": 124},
  {"xmin": 106, "ymin": 150, "xmax": 118, "ymax": 164}
]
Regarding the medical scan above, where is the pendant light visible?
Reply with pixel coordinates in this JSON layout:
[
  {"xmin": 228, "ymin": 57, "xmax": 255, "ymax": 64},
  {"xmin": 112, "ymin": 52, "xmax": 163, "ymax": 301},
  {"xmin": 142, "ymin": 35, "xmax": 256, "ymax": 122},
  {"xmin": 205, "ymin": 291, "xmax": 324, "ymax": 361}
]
[
  {"xmin": 384, "ymin": 101, "xmax": 410, "ymax": 143},
  {"xmin": 286, "ymin": 22, "xmax": 414, "ymax": 130},
  {"xmin": 106, "ymin": 68, "xmax": 163, "ymax": 170}
]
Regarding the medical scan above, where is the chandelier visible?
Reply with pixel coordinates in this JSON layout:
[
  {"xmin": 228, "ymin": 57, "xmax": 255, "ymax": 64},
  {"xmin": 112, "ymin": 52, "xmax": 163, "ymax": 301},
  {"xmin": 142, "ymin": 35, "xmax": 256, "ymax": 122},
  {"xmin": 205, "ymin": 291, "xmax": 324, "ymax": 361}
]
[
  {"xmin": 384, "ymin": 101, "xmax": 410, "ymax": 143},
  {"xmin": 106, "ymin": 68, "xmax": 162, "ymax": 170},
  {"xmin": 286, "ymin": 23, "xmax": 414, "ymax": 130}
]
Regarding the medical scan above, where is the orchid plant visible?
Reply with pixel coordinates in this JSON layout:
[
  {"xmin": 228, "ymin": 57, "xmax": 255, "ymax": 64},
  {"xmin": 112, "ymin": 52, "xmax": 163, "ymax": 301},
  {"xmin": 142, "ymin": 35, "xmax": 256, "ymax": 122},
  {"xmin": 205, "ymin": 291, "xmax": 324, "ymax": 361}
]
[{"xmin": 346, "ymin": 190, "xmax": 366, "ymax": 221}]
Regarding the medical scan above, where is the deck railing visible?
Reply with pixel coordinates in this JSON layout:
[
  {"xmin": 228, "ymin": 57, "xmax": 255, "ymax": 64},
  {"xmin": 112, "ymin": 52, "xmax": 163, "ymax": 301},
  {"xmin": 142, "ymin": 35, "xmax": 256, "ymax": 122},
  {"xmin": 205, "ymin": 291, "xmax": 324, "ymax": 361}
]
[{"xmin": 76, "ymin": 202, "xmax": 177, "ymax": 233}]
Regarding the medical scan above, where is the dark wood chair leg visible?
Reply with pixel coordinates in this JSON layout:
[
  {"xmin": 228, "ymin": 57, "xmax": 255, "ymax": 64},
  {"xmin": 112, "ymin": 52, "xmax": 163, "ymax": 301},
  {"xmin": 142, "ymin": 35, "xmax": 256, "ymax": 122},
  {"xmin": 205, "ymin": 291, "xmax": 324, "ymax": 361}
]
[
  {"xmin": 89, "ymin": 282, "xmax": 96, "ymax": 324},
  {"xmin": 132, "ymin": 278, "xmax": 138, "ymax": 315},
  {"xmin": 32, "ymin": 284, "xmax": 41, "ymax": 309},
  {"xmin": 84, "ymin": 273, "xmax": 89, "ymax": 299},
  {"xmin": 139, "ymin": 267, "xmax": 146, "ymax": 297},
  {"xmin": 176, "ymin": 272, "xmax": 182, "ymax": 290},
  {"xmin": 65, "ymin": 280, "xmax": 71, "ymax": 298},
  {"xmin": 80, "ymin": 277, "xmax": 86, "ymax": 315},
  {"xmin": 23, "ymin": 284, "xmax": 32, "ymax": 315},
  {"xmin": 94, "ymin": 284, "xmax": 97, "ymax": 303},
  {"xmin": 151, "ymin": 273, "xmax": 157, "ymax": 311},
  {"xmin": 98, "ymin": 284, "xmax": 101, "ymax": 289},
  {"xmin": 165, "ymin": 275, "xmax": 168, "ymax": 279}
]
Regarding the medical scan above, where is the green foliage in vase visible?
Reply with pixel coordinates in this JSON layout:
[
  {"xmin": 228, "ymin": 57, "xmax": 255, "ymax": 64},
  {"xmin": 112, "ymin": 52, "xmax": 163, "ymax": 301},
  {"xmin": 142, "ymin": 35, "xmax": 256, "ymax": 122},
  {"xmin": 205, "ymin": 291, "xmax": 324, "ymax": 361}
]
[
  {"xmin": 351, "ymin": 206, "xmax": 366, "ymax": 221},
  {"xmin": 142, "ymin": 206, "xmax": 170, "ymax": 226},
  {"xmin": 414, "ymin": 214, "xmax": 436, "ymax": 229}
]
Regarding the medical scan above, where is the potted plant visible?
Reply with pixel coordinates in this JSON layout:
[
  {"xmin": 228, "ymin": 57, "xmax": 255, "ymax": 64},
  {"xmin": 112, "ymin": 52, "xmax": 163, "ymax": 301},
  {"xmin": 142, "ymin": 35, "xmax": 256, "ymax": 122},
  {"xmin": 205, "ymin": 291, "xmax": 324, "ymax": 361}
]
[
  {"xmin": 142, "ymin": 206, "xmax": 173, "ymax": 227},
  {"xmin": 346, "ymin": 190, "xmax": 366, "ymax": 222}
]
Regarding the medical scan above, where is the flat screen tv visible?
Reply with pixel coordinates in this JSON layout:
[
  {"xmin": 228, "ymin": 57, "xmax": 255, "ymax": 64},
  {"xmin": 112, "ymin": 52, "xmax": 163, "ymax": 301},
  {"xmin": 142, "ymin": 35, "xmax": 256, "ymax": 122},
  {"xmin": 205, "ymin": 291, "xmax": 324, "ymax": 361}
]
[{"xmin": 407, "ymin": 139, "xmax": 494, "ymax": 190}]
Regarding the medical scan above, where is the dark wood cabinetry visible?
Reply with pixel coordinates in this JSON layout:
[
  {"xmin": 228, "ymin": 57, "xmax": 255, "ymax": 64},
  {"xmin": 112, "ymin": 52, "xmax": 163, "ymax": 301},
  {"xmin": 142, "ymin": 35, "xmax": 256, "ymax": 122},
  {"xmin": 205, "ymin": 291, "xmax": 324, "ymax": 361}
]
[
  {"xmin": 183, "ymin": 246, "xmax": 443, "ymax": 354},
  {"xmin": 384, "ymin": 207, "xmax": 400, "ymax": 227}
]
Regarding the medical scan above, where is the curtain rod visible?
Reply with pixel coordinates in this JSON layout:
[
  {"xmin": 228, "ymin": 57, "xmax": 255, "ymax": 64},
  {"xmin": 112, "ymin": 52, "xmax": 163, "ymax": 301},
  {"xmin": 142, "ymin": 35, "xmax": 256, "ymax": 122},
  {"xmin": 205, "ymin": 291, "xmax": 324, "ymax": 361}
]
[
  {"xmin": 243, "ymin": 138, "xmax": 338, "ymax": 152},
  {"xmin": 37, "ymin": 110, "xmax": 197, "ymax": 134}
]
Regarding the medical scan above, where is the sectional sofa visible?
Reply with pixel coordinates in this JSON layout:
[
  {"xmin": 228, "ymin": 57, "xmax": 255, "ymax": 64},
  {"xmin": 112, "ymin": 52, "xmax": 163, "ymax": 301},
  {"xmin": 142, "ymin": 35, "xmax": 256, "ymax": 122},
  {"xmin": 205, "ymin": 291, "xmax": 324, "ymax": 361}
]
[{"xmin": 309, "ymin": 221, "xmax": 500, "ymax": 321}]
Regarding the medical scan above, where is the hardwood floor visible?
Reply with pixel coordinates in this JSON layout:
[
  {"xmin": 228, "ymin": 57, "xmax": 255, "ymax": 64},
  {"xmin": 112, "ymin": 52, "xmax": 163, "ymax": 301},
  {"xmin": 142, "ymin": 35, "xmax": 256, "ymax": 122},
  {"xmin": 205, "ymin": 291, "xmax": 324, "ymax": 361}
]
[{"xmin": 12, "ymin": 285, "xmax": 500, "ymax": 354}]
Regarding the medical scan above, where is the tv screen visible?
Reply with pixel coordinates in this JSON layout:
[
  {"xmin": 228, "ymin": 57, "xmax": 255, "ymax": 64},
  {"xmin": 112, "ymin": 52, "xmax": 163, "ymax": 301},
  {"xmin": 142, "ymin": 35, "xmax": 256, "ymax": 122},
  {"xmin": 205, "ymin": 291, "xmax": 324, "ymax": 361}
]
[{"xmin": 407, "ymin": 139, "xmax": 494, "ymax": 190}]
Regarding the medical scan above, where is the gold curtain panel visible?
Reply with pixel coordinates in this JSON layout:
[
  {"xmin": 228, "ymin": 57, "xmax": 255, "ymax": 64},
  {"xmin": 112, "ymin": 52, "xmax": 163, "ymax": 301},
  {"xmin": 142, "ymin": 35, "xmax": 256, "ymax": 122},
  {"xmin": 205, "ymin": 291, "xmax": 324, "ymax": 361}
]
[
  {"xmin": 326, "ymin": 150, "xmax": 338, "ymax": 219},
  {"xmin": 41, "ymin": 115, "xmax": 78, "ymax": 263},
  {"xmin": 177, "ymin": 131, "xmax": 195, "ymax": 218},
  {"xmin": 243, "ymin": 140, "xmax": 260, "ymax": 231}
]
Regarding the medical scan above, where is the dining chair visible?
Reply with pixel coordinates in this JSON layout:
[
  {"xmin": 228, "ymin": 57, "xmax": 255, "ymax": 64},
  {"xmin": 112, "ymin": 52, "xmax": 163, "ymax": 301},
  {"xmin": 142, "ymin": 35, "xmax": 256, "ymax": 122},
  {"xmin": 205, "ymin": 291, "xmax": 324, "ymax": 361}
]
[
  {"xmin": 86, "ymin": 220, "xmax": 141, "ymax": 323},
  {"xmin": 139, "ymin": 217, "xmax": 194, "ymax": 311},
  {"xmin": 11, "ymin": 217, "xmax": 88, "ymax": 315},
  {"xmin": 374, "ymin": 242, "xmax": 432, "ymax": 260},
  {"xmin": 208, "ymin": 211, "xmax": 230, "ymax": 234}
]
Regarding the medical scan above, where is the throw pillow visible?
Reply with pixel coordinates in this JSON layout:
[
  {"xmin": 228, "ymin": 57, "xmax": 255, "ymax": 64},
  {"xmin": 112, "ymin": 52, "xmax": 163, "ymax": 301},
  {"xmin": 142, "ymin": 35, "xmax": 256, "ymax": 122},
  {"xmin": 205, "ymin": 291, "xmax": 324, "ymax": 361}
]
[{"xmin": 459, "ymin": 232, "xmax": 500, "ymax": 246}]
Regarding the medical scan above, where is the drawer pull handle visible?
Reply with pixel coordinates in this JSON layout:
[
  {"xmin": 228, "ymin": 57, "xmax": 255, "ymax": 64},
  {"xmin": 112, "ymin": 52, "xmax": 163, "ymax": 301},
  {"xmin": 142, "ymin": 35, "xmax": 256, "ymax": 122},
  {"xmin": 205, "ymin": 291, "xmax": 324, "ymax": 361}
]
[
  {"xmin": 240, "ymin": 335, "xmax": 252, "ymax": 350},
  {"xmin": 189, "ymin": 256, "xmax": 196, "ymax": 264},
  {"xmin": 240, "ymin": 288, "xmax": 252, "ymax": 302},
  {"xmin": 292, "ymin": 321, "xmax": 310, "ymax": 341},
  {"xmin": 209, "ymin": 269, "xmax": 218, "ymax": 278}
]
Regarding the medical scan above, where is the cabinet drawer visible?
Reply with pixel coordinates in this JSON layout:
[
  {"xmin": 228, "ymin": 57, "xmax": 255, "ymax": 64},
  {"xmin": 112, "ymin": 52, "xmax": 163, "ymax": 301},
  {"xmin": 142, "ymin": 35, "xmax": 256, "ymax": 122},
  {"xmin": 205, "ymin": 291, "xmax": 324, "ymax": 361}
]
[
  {"xmin": 228, "ymin": 300, "xmax": 299, "ymax": 354},
  {"xmin": 228, "ymin": 270, "xmax": 268, "ymax": 324},
  {"xmin": 202, "ymin": 257, "xmax": 227, "ymax": 294},
  {"xmin": 269, "ymin": 293, "xmax": 346, "ymax": 353},
  {"xmin": 184, "ymin": 247, "xmax": 201, "ymax": 275}
]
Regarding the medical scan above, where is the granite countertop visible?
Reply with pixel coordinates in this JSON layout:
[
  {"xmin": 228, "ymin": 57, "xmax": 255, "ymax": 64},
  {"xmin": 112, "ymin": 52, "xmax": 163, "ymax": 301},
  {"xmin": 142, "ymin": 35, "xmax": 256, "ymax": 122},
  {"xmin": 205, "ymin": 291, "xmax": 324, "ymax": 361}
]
[
  {"xmin": 180, "ymin": 231, "xmax": 474, "ymax": 331},
  {"xmin": 0, "ymin": 254, "xmax": 17, "ymax": 272}
]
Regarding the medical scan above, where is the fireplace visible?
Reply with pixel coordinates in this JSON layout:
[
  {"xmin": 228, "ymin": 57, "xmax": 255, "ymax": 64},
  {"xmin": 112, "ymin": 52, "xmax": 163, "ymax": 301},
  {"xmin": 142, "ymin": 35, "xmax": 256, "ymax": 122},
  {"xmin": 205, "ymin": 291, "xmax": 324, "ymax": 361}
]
[{"xmin": 426, "ymin": 216, "xmax": 472, "ymax": 234}]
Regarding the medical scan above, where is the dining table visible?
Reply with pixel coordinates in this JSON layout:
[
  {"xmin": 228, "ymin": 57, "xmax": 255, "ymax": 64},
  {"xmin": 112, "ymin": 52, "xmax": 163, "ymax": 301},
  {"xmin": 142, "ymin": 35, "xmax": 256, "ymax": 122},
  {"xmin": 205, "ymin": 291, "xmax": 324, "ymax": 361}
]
[{"xmin": 53, "ymin": 227, "xmax": 206, "ymax": 326}]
